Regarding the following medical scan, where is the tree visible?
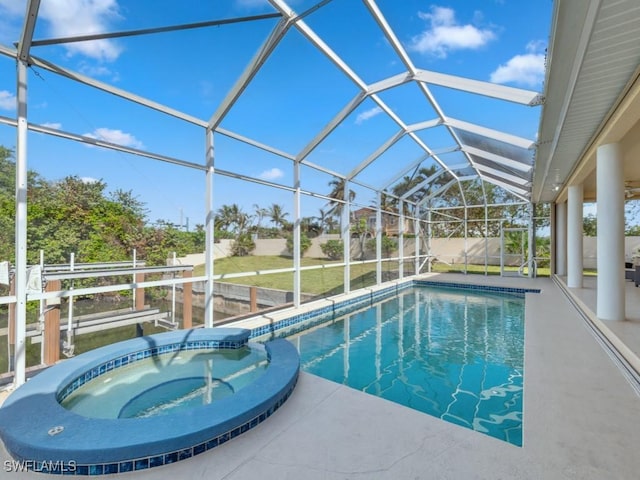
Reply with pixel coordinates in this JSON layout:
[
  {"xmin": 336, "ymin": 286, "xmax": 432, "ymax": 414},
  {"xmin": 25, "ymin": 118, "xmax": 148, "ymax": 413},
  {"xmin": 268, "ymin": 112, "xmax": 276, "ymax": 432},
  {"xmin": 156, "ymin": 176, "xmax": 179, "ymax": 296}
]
[
  {"xmin": 215, "ymin": 204, "xmax": 249, "ymax": 236},
  {"xmin": 252, "ymin": 204, "xmax": 268, "ymax": 236},
  {"xmin": 351, "ymin": 217, "xmax": 373, "ymax": 260},
  {"xmin": 267, "ymin": 203, "xmax": 289, "ymax": 231},
  {"xmin": 583, "ymin": 213, "xmax": 597, "ymax": 237},
  {"xmin": 320, "ymin": 239, "xmax": 343, "ymax": 260},
  {"xmin": 327, "ymin": 178, "xmax": 355, "ymax": 219}
]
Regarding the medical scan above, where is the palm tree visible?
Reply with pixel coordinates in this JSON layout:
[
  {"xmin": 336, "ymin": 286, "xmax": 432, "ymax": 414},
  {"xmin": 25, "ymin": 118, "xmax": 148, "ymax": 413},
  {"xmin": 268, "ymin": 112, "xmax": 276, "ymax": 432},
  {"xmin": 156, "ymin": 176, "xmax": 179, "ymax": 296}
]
[
  {"xmin": 215, "ymin": 203, "xmax": 248, "ymax": 235},
  {"xmin": 327, "ymin": 178, "xmax": 355, "ymax": 219},
  {"xmin": 252, "ymin": 203, "xmax": 268, "ymax": 237},
  {"xmin": 267, "ymin": 203, "xmax": 289, "ymax": 231}
]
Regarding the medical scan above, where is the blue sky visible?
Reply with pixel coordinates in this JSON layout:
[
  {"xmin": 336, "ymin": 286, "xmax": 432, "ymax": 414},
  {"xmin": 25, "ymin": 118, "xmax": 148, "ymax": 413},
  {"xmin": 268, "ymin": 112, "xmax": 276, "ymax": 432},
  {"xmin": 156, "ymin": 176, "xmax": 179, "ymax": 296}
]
[{"xmin": 0, "ymin": 0, "xmax": 553, "ymax": 228}]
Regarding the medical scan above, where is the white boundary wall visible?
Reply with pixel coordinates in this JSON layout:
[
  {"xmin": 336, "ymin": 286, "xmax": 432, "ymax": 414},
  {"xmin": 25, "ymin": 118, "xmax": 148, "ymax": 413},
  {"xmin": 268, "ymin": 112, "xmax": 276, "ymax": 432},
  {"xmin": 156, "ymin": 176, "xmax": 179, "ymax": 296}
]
[{"xmin": 172, "ymin": 236, "xmax": 640, "ymax": 270}]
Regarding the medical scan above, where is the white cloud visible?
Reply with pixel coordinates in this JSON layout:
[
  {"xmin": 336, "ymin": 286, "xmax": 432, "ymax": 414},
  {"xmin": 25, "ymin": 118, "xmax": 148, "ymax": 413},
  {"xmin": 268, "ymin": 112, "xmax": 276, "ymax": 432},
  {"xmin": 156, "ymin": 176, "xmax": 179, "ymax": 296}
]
[
  {"xmin": 0, "ymin": 0, "xmax": 123, "ymax": 61},
  {"xmin": 81, "ymin": 176, "xmax": 99, "ymax": 184},
  {"xmin": 78, "ymin": 62, "xmax": 118, "ymax": 79},
  {"xmin": 41, "ymin": 122, "xmax": 62, "ymax": 130},
  {"xmin": 258, "ymin": 167, "xmax": 284, "ymax": 181},
  {"xmin": 490, "ymin": 41, "xmax": 546, "ymax": 87},
  {"xmin": 355, "ymin": 106, "xmax": 382, "ymax": 125},
  {"xmin": 407, "ymin": 6, "xmax": 496, "ymax": 58},
  {"xmin": 41, "ymin": 0, "xmax": 123, "ymax": 61},
  {"xmin": 0, "ymin": 90, "xmax": 16, "ymax": 110},
  {"xmin": 84, "ymin": 127, "xmax": 143, "ymax": 148}
]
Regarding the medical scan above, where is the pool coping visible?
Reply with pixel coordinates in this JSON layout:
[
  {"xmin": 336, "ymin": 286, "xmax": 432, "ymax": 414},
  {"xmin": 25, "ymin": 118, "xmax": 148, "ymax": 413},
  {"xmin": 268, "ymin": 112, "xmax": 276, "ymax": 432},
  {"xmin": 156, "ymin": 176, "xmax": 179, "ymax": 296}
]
[
  {"xmin": 228, "ymin": 275, "xmax": 540, "ymax": 341},
  {"xmin": 0, "ymin": 328, "xmax": 300, "ymax": 475}
]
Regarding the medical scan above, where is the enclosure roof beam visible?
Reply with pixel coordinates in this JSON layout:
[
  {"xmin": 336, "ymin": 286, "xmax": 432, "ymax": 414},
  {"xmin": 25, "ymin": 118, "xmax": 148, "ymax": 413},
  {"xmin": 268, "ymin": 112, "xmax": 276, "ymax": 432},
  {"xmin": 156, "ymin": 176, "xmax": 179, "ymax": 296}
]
[
  {"xmin": 401, "ymin": 169, "xmax": 449, "ymax": 200},
  {"xmin": 480, "ymin": 174, "xmax": 530, "ymax": 201},
  {"xmin": 28, "ymin": 13, "xmax": 282, "ymax": 47},
  {"xmin": 27, "ymin": 121, "xmax": 207, "ymax": 171},
  {"xmin": 28, "ymin": 55, "xmax": 208, "ymax": 127},
  {"xmin": 413, "ymin": 70, "xmax": 543, "ymax": 106},
  {"xmin": 216, "ymin": 127, "xmax": 296, "ymax": 161},
  {"xmin": 421, "ymin": 179, "xmax": 457, "ymax": 203},
  {"xmin": 347, "ymin": 130, "xmax": 405, "ymax": 180},
  {"xmin": 17, "ymin": 0, "xmax": 41, "ymax": 63},
  {"xmin": 368, "ymin": 72, "xmax": 413, "ymax": 95},
  {"xmin": 363, "ymin": 0, "xmax": 416, "ymax": 74},
  {"xmin": 461, "ymin": 144, "xmax": 533, "ymax": 173},
  {"xmin": 297, "ymin": 91, "xmax": 367, "ymax": 162},
  {"xmin": 208, "ymin": 17, "xmax": 291, "ymax": 129},
  {"xmin": 445, "ymin": 117, "xmax": 536, "ymax": 150},
  {"xmin": 406, "ymin": 118, "xmax": 442, "ymax": 132},
  {"xmin": 474, "ymin": 164, "xmax": 530, "ymax": 186}
]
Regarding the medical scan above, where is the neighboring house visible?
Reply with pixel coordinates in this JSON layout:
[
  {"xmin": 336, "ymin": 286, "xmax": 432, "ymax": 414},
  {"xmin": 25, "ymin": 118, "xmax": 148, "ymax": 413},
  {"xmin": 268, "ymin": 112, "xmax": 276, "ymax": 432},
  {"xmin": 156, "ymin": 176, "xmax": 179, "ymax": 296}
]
[{"xmin": 351, "ymin": 207, "xmax": 415, "ymax": 236}]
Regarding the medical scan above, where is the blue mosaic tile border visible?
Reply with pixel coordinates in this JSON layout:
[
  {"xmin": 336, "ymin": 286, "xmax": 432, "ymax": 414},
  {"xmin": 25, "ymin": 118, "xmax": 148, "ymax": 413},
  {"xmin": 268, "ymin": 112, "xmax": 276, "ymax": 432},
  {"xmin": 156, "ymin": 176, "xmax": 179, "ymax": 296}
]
[
  {"xmin": 413, "ymin": 280, "xmax": 541, "ymax": 295},
  {"xmin": 250, "ymin": 279, "xmax": 539, "ymax": 339},
  {"xmin": 33, "ymin": 375, "xmax": 297, "ymax": 476},
  {"xmin": 57, "ymin": 338, "xmax": 248, "ymax": 403},
  {"xmin": 249, "ymin": 281, "xmax": 413, "ymax": 339}
]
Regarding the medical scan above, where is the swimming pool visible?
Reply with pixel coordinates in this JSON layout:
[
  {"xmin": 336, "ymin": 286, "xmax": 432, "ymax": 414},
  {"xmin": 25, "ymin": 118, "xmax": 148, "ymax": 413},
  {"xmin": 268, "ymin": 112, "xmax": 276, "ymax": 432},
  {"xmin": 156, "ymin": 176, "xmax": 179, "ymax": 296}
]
[{"xmin": 280, "ymin": 285, "xmax": 526, "ymax": 446}]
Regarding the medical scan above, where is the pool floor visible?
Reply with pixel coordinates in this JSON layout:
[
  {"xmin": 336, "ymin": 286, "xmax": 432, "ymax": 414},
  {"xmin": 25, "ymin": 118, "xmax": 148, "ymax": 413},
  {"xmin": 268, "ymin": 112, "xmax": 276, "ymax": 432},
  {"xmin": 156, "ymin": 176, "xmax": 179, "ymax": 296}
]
[{"xmin": 284, "ymin": 286, "xmax": 525, "ymax": 445}]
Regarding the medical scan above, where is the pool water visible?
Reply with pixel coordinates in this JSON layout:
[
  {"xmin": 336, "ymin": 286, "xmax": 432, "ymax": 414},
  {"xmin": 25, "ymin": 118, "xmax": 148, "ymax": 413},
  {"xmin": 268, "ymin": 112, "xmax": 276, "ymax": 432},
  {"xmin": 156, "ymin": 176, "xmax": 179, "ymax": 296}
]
[
  {"xmin": 61, "ymin": 345, "xmax": 269, "ymax": 419},
  {"xmin": 285, "ymin": 287, "xmax": 525, "ymax": 446}
]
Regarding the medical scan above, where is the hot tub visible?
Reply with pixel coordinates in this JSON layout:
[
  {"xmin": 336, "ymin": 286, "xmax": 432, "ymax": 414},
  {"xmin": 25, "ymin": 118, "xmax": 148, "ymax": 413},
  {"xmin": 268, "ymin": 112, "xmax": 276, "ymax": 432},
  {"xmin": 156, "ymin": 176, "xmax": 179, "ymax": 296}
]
[{"xmin": 0, "ymin": 328, "xmax": 299, "ymax": 475}]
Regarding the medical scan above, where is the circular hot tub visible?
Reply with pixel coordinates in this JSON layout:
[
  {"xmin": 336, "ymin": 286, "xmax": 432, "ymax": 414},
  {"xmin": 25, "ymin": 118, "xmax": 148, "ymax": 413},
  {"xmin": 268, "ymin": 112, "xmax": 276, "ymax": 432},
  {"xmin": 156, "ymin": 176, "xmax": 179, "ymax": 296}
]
[{"xmin": 0, "ymin": 328, "xmax": 299, "ymax": 475}]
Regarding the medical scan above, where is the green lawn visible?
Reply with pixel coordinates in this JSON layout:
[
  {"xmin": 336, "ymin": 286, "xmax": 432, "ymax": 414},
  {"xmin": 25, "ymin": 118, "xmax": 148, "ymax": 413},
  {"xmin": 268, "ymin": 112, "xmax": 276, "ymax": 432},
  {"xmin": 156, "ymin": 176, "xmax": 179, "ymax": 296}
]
[
  {"xmin": 191, "ymin": 255, "xmax": 561, "ymax": 296},
  {"xmin": 194, "ymin": 256, "xmax": 382, "ymax": 295}
]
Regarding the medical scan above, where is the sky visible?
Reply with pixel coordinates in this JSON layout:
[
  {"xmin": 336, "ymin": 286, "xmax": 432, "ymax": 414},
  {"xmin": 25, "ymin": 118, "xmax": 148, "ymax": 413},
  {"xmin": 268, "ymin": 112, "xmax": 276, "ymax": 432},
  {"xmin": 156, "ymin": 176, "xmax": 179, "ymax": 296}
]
[{"xmin": 0, "ymin": 0, "xmax": 553, "ymax": 229}]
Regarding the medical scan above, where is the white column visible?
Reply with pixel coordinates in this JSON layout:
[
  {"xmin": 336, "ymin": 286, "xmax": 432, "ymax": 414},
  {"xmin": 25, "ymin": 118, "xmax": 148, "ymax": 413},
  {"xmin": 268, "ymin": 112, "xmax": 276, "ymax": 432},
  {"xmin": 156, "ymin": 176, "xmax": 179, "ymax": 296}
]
[
  {"xmin": 14, "ymin": 61, "xmax": 29, "ymax": 386},
  {"xmin": 204, "ymin": 128, "xmax": 215, "ymax": 328},
  {"xmin": 555, "ymin": 201, "xmax": 567, "ymax": 276},
  {"xmin": 567, "ymin": 184, "xmax": 584, "ymax": 288},
  {"xmin": 342, "ymin": 181, "xmax": 350, "ymax": 294},
  {"xmin": 398, "ymin": 200, "xmax": 404, "ymax": 279},
  {"xmin": 597, "ymin": 143, "xmax": 625, "ymax": 321},
  {"xmin": 293, "ymin": 162, "xmax": 301, "ymax": 307},
  {"xmin": 376, "ymin": 192, "xmax": 382, "ymax": 284}
]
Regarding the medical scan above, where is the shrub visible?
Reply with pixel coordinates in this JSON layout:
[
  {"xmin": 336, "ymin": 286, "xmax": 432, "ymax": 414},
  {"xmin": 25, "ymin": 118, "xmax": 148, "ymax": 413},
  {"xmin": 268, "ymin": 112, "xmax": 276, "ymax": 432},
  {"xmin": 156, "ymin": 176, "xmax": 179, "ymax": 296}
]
[
  {"xmin": 231, "ymin": 233, "xmax": 255, "ymax": 256},
  {"xmin": 366, "ymin": 235, "xmax": 397, "ymax": 256},
  {"xmin": 286, "ymin": 232, "xmax": 311, "ymax": 257},
  {"xmin": 320, "ymin": 239, "xmax": 344, "ymax": 260}
]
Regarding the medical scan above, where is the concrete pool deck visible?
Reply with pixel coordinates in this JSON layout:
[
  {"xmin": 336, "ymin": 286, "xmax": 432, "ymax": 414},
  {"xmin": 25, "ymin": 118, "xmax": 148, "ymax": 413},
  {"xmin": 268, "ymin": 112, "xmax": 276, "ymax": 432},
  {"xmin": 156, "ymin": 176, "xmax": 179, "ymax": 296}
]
[{"xmin": 2, "ymin": 273, "xmax": 640, "ymax": 478}]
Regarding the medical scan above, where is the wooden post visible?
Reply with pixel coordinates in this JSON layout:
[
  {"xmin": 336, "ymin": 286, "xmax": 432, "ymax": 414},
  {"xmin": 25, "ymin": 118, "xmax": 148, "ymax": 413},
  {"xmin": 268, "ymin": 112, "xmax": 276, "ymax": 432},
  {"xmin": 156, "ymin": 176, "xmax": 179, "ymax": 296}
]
[
  {"xmin": 135, "ymin": 272, "xmax": 145, "ymax": 310},
  {"xmin": 183, "ymin": 270, "xmax": 192, "ymax": 329},
  {"xmin": 44, "ymin": 280, "xmax": 61, "ymax": 365},
  {"xmin": 250, "ymin": 286, "xmax": 258, "ymax": 313}
]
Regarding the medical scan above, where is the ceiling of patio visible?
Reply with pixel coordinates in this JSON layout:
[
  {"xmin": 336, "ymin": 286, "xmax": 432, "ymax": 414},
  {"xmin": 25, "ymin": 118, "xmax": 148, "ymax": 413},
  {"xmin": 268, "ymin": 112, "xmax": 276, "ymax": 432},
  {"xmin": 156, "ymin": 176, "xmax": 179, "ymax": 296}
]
[
  {"xmin": 534, "ymin": 0, "xmax": 640, "ymax": 204},
  {"xmin": 0, "ymin": 0, "xmax": 550, "ymax": 214}
]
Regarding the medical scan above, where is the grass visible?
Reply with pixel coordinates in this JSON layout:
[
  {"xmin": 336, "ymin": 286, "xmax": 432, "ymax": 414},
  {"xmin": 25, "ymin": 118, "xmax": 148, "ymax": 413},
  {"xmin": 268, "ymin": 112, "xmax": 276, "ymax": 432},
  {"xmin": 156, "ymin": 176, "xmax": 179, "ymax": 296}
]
[
  {"xmin": 194, "ymin": 256, "xmax": 384, "ymax": 295},
  {"xmin": 191, "ymin": 255, "xmax": 560, "ymax": 296}
]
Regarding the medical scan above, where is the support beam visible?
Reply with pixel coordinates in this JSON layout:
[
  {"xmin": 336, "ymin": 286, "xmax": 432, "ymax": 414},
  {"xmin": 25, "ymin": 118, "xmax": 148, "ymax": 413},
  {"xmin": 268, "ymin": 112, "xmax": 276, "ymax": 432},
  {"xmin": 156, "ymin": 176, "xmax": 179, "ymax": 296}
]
[
  {"xmin": 376, "ymin": 191, "xmax": 382, "ymax": 284},
  {"xmin": 204, "ymin": 129, "xmax": 215, "ymax": 328},
  {"xmin": 567, "ymin": 184, "xmax": 584, "ymax": 288},
  {"xmin": 596, "ymin": 143, "xmax": 625, "ymax": 321},
  {"xmin": 13, "ymin": 60, "xmax": 29, "ymax": 386},
  {"xmin": 342, "ymin": 181, "xmax": 351, "ymax": 294},
  {"xmin": 293, "ymin": 161, "xmax": 301, "ymax": 307}
]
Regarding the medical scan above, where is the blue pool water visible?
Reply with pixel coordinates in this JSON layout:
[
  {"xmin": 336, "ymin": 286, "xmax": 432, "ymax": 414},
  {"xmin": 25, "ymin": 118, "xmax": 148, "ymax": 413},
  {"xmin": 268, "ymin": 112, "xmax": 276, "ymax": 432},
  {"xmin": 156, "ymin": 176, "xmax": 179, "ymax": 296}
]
[
  {"xmin": 285, "ymin": 286, "xmax": 525, "ymax": 446},
  {"xmin": 61, "ymin": 345, "xmax": 269, "ymax": 419}
]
